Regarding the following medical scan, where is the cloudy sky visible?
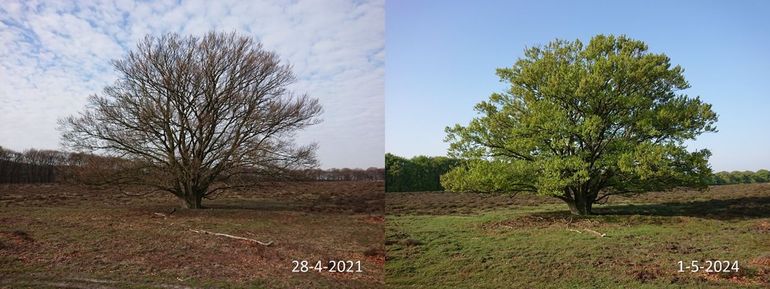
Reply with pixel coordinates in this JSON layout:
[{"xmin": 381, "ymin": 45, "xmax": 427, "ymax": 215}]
[{"xmin": 0, "ymin": 0, "xmax": 384, "ymax": 169}]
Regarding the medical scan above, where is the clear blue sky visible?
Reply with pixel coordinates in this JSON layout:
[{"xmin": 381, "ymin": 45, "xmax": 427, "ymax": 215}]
[{"xmin": 386, "ymin": 0, "xmax": 770, "ymax": 172}]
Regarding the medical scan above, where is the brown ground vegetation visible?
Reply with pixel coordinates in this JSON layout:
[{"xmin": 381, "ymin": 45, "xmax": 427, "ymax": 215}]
[{"xmin": 0, "ymin": 181, "xmax": 384, "ymax": 288}]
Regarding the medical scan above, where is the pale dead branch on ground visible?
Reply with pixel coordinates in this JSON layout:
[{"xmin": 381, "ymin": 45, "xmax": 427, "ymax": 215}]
[{"xmin": 190, "ymin": 229, "xmax": 273, "ymax": 246}]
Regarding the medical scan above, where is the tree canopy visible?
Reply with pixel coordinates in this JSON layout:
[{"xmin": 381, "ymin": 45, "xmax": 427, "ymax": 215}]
[
  {"xmin": 59, "ymin": 32, "xmax": 322, "ymax": 209},
  {"xmin": 442, "ymin": 35, "xmax": 718, "ymax": 215},
  {"xmin": 385, "ymin": 153, "xmax": 460, "ymax": 192},
  {"xmin": 711, "ymin": 170, "xmax": 770, "ymax": 185}
]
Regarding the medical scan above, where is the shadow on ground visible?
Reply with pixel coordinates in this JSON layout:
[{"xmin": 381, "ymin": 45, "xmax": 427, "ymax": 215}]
[{"xmin": 594, "ymin": 196, "xmax": 770, "ymax": 220}]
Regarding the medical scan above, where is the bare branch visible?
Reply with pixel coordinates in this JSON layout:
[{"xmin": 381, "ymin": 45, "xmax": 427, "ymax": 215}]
[{"xmin": 58, "ymin": 32, "xmax": 322, "ymax": 209}]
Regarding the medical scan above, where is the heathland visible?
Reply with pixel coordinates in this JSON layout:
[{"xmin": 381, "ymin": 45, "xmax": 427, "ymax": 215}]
[
  {"xmin": 386, "ymin": 183, "xmax": 770, "ymax": 288},
  {"xmin": 1, "ymin": 181, "xmax": 384, "ymax": 289}
]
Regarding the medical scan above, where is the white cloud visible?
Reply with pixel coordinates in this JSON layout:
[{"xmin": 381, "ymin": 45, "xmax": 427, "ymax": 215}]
[{"xmin": 0, "ymin": 0, "xmax": 384, "ymax": 168}]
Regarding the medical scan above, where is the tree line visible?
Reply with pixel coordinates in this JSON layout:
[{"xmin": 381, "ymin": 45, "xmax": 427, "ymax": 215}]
[
  {"xmin": 0, "ymin": 147, "xmax": 69, "ymax": 183},
  {"xmin": 385, "ymin": 153, "xmax": 769, "ymax": 192},
  {"xmin": 303, "ymin": 167, "xmax": 384, "ymax": 181},
  {"xmin": 385, "ymin": 153, "xmax": 460, "ymax": 192},
  {"xmin": 711, "ymin": 170, "xmax": 770, "ymax": 185},
  {"xmin": 0, "ymin": 146, "xmax": 383, "ymax": 184}
]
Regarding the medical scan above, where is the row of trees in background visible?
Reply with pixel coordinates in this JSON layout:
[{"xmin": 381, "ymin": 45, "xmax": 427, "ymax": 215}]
[
  {"xmin": 5, "ymin": 145, "xmax": 767, "ymax": 187},
  {"xmin": 0, "ymin": 160, "xmax": 56, "ymax": 183},
  {"xmin": 0, "ymin": 147, "xmax": 70, "ymax": 183},
  {"xmin": 0, "ymin": 146, "xmax": 383, "ymax": 184},
  {"xmin": 711, "ymin": 170, "xmax": 770, "ymax": 185},
  {"xmin": 303, "ymin": 167, "xmax": 384, "ymax": 181},
  {"xmin": 385, "ymin": 153, "xmax": 770, "ymax": 192},
  {"xmin": 385, "ymin": 153, "xmax": 460, "ymax": 192}
]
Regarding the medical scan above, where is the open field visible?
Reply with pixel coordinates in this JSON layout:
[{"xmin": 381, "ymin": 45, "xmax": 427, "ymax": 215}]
[
  {"xmin": 386, "ymin": 183, "xmax": 770, "ymax": 288},
  {"xmin": 0, "ymin": 181, "xmax": 384, "ymax": 289}
]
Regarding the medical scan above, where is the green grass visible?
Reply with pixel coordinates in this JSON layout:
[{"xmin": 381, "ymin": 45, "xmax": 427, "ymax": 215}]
[{"xmin": 386, "ymin": 184, "xmax": 770, "ymax": 288}]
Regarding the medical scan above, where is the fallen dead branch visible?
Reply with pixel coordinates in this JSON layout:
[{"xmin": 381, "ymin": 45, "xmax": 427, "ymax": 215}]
[
  {"xmin": 153, "ymin": 208, "xmax": 177, "ymax": 218},
  {"xmin": 583, "ymin": 228, "xmax": 606, "ymax": 237},
  {"xmin": 190, "ymin": 229, "xmax": 273, "ymax": 246},
  {"xmin": 567, "ymin": 228, "xmax": 606, "ymax": 237}
]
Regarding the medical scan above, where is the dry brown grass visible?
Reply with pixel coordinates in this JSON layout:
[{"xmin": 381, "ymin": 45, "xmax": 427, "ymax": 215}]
[{"xmin": 0, "ymin": 181, "xmax": 384, "ymax": 288}]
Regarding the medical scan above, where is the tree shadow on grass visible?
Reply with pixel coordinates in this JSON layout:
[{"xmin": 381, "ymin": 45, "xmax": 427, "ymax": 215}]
[
  {"xmin": 518, "ymin": 196, "xmax": 770, "ymax": 224},
  {"xmin": 593, "ymin": 196, "xmax": 770, "ymax": 220}
]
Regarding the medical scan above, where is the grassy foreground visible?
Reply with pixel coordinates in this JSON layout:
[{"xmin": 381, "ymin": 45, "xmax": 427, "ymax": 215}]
[
  {"xmin": 386, "ymin": 184, "xmax": 770, "ymax": 288},
  {"xmin": 0, "ymin": 181, "xmax": 384, "ymax": 289}
]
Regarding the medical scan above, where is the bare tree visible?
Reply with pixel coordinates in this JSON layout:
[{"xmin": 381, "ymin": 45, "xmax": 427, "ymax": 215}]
[{"xmin": 59, "ymin": 32, "xmax": 322, "ymax": 209}]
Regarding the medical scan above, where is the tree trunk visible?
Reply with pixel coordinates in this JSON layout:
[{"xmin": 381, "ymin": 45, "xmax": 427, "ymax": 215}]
[
  {"xmin": 180, "ymin": 193, "xmax": 203, "ymax": 209},
  {"xmin": 566, "ymin": 193, "xmax": 593, "ymax": 215}
]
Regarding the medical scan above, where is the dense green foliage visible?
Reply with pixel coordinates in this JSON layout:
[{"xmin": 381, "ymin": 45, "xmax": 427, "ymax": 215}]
[
  {"xmin": 443, "ymin": 35, "xmax": 718, "ymax": 215},
  {"xmin": 385, "ymin": 154, "xmax": 460, "ymax": 192},
  {"xmin": 711, "ymin": 170, "xmax": 770, "ymax": 185}
]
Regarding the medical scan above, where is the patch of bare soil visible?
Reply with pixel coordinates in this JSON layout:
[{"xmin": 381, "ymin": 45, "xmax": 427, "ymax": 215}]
[
  {"xmin": 696, "ymin": 269, "xmax": 769, "ymax": 287},
  {"xmin": 750, "ymin": 253, "xmax": 770, "ymax": 267},
  {"xmin": 0, "ymin": 230, "xmax": 35, "ymax": 254},
  {"xmin": 626, "ymin": 264, "xmax": 663, "ymax": 283},
  {"xmin": 754, "ymin": 220, "xmax": 770, "ymax": 233}
]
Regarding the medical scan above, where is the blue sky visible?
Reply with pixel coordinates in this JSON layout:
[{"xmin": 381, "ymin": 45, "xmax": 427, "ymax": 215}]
[
  {"xmin": 386, "ymin": 0, "xmax": 770, "ymax": 172},
  {"xmin": 0, "ymin": 0, "xmax": 384, "ymax": 169}
]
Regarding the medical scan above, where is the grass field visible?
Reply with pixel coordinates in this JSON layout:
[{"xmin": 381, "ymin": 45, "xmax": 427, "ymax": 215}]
[
  {"xmin": 386, "ymin": 183, "xmax": 770, "ymax": 288},
  {"xmin": 0, "ymin": 181, "xmax": 384, "ymax": 289}
]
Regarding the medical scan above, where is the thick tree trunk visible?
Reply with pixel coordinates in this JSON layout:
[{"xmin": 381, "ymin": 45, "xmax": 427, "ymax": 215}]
[
  {"xmin": 565, "ymin": 193, "xmax": 594, "ymax": 215},
  {"xmin": 180, "ymin": 193, "xmax": 203, "ymax": 209}
]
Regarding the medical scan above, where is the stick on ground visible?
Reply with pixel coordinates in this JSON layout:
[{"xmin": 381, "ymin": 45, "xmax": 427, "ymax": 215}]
[
  {"xmin": 583, "ymin": 228, "xmax": 606, "ymax": 237},
  {"xmin": 190, "ymin": 229, "xmax": 274, "ymax": 246}
]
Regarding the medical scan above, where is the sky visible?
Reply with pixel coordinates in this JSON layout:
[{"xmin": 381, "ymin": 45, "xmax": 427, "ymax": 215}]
[
  {"xmin": 0, "ymin": 0, "xmax": 384, "ymax": 169},
  {"xmin": 386, "ymin": 0, "xmax": 770, "ymax": 172}
]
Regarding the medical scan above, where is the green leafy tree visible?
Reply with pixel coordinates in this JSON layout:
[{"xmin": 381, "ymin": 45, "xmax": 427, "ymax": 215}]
[
  {"xmin": 385, "ymin": 153, "xmax": 412, "ymax": 192},
  {"xmin": 385, "ymin": 153, "xmax": 461, "ymax": 192},
  {"xmin": 713, "ymin": 171, "xmax": 730, "ymax": 185},
  {"xmin": 442, "ymin": 35, "xmax": 717, "ymax": 215},
  {"xmin": 755, "ymin": 169, "xmax": 770, "ymax": 183}
]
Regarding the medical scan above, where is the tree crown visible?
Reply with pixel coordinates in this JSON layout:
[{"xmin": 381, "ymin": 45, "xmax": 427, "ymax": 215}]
[
  {"xmin": 443, "ymin": 35, "xmax": 717, "ymax": 199},
  {"xmin": 60, "ymin": 32, "xmax": 322, "ymax": 204}
]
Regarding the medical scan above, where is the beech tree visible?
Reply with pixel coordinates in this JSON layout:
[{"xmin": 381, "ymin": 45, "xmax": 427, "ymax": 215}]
[
  {"xmin": 442, "ymin": 35, "xmax": 717, "ymax": 215},
  {"xmin": 60, "ymin": 32, "xmax": 322, "ymax": 209}
]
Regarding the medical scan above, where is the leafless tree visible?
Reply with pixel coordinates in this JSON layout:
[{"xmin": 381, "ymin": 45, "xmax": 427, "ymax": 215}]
[
  {"xmin": 59, "ymin": 32, "xmax": 322, "ymax": 208},
  {"xmin": 23, "ymin": 149, "xmax": 68, "ymax": 166},
  {"xmin": 300, "ymin": 167, "xmax": 385, "ymax": 181},
  {"xmin": 0, "ymin": 147, "xmax": 62, "ymax": 183}
]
